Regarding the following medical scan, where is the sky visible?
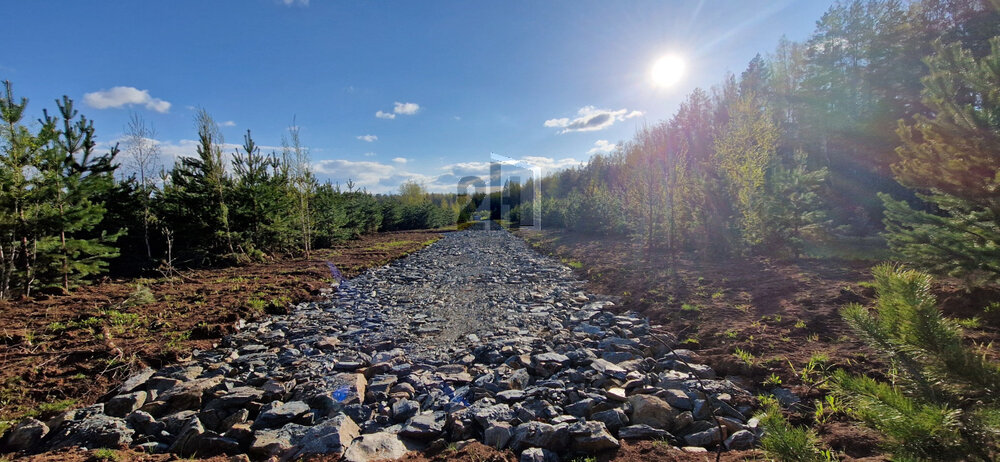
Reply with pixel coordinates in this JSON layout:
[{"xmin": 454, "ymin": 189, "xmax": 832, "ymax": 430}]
[{"xmin": 1, "ymin": 0, "xmax": 836, "ymax": 193}]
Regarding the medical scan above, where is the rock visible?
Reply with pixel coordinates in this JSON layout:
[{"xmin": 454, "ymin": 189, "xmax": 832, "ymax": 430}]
[
  {"xmin": 46, "ymin": 414, "xmax": 134, "ymax": 450},
  {"xmin": 158, "ymin": 376, "xmax": 224, "ymax": 413},
  {"xmin": 725, "ymin": 429, "xmax": 756, "ymax": 450},
  {"xmin": 530, "ymin": 353, "xmax": 570, "ymax": 377},
  {"xmin": 590, "ymin": 358, "xmax": 627, "ymax": 380},
  {"xmin": 472, "ymin": 403, "xmax": 516, "ymax": 428},
  {"xmin": 249, "ymin": 423, "xmax": 307, "ymax": 460},
  {"xmin": 105, "ymin": 391, "xmax": 148, "ymax": 418},
  {"xmin": 520, "ymin": 447, "xmax": 559, "ymax": 462},
  {"xmin": 399, "ymin": 413, "xmax": 445, "ymax": 440},
  {"xmin": 496, "ymin": 389, "xmax": 526, "ymax": 402},
  {"xmin": 210, "ymin": 387, "xmax": 265, "ymax": 409},
  {"xmin": 628, "ymin": 395, "xmax": 679, "ymax": 430},
  {"xmin": 484, "ymin": 423, "xmax": 513, "ymax": 449},
  {"xmin": 591, "ymin": 409, "xmax": 629, "ymax": 432},
  {"xmin": 343, "ymin": 432, "xmax": 414, "ymax": 462},
  {"xmin": 618, "ymin": 424, "xmax": 673, "ymax": 440},
  {"xmin": 436, "ymin": 364, "xmax": 473, "ymax": 383},
  {"xmin": 252, "ymin": 400, "xmax": 311, "ymax": 429},
  {"xmin": 684, "ymin": 426, "xmax": 722, "ymax": 447},
  {"xmin": 391, "ymin": 399, "xmax": 420, "ymax": 423},
  {"xmin": 661, "ymin": 389, "xmax": 693, "ymax": 410},
  {"xmin": 295, "ymin": 414, "xmax": 360, "ymax": 457},
  {"xmin": 318, "ymin": 373, "xmax": 367, "ymax": 409},
  {"xmin": 125, "ymin": 410, "xmax": 163, "ymax": 436},
  {"xmin": 511, "ymin": 421, "xmax": 569, "ymax": 452},
  {"xmin": 568, "ymin": 421, "xmax": 619, "ymax": 452},
  {"xmin": 2, "ymin": 418, "xmax": 48, "ymax": 452},
  {"xmin": 604, "ymin": 387, "xmax": 627, "ymax": 402},
  {"xmin": 167, "ymin": 417, "xmax": 205, "ymax": 456},
  {"xmin": 505, "ymin": 368, "xmax": 531, "ymax": 390},
  {"xmin": 118, "ymin": 368, "xmax": 155, "ymax": 394}
]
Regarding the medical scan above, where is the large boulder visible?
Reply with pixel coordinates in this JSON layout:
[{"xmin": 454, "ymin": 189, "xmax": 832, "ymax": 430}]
[{"xmin": 628, "ymin": 394, "xmax": 679, "ymax": 430}]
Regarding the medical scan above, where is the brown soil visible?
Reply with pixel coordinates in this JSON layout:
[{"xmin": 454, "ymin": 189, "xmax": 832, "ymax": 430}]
[
  {"xmin": 0, "ymin": 230, "xmax": 442, "ymax": 433},
  {"xmin": 517, "ymin": 228, "xmax": 1000, "ymax": 460}
]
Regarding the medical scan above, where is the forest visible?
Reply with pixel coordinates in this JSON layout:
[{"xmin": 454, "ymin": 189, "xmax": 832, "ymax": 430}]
[
  {"xmin": 511, "ymin": 0, "xmax": 1000, "ymax": 281},
  {"xmin": 0, "ymin": 94, "xmax": 459, "ymax": 299}
]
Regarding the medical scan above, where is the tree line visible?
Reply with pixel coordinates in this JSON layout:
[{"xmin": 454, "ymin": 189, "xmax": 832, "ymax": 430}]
[
  {"xmin": 512, "ymin": 0, "xmax": 1000, "ymax": 283},
  {"xmin": 0, "ymin": 86, "xmax": 457, "ymax": 299}
]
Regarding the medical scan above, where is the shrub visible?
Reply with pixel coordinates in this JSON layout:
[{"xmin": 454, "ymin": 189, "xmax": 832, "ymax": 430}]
[{"xmin": 830, "ymin": 264, "xmax": 1000, "ymax": 460}]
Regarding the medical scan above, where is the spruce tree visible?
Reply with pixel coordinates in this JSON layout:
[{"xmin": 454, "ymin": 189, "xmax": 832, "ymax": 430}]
[{"xmin": 882, "ymin": 36, "xmax": 1000, "ymax": 282}]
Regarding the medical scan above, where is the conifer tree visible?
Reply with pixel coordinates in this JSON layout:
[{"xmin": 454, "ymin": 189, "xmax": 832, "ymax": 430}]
[
  {"xmin": 881, "ymin": 36, "xmax": 1000, "ymax": 281},
  {"xmin": 36, "ymin": 97, "xmax": 120, "ymax": 292},
  {"xmin": 831, "ymin": 264, "xmax": 1000, "ymax": 460}
]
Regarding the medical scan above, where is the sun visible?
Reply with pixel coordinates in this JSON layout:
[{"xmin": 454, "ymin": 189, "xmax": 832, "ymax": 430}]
[{"xmin": 651, "ymin": 55, "xmax": 686, "ymax": 87}]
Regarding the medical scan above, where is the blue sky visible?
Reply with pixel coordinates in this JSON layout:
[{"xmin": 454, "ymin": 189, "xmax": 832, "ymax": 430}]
[{"xmin": 2, "ymin": 0, "xmax": 835, "ymax": 193}]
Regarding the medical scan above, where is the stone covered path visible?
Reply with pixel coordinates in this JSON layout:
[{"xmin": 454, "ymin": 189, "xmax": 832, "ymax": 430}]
[{"xmin": 3, "ymin": 228, "xmax": 758, "ymax": 461}]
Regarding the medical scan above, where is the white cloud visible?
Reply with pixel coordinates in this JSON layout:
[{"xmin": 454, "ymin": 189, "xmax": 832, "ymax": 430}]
[
  {"xmin": 280, "ymin": 0, "xmax": 309, "ymax": 6},
  {"xmin": 543, "ymin": 106, "xmax": 643, "ymax": 134},
  {"xmin": 392, "ymin": 157, "xmax": 408, "ymax": 164},
  {"xmin": 221, "ymin": 120, "xmax": 236, "ymax": 127},
  {"xmin": 587, "ymin": 139, "xmax": 617, "ymax": 155},
  {"xmin": 363, "ymin": 152, "xmax": 376, "ymax": 157},
  {"xmin": 357, "ymin": 134, "xmax": 378, "ymax": 142},
  {"xmin": 393, "ymin": 102, "xmax": 420, "ymax": 115},
  {"xmin": 376, "ymin": 101, "xmax": 420, "ymax": 120},
  {"xmin": 83, "ymin": 86, "xmax": 171, "ymax": 113}
]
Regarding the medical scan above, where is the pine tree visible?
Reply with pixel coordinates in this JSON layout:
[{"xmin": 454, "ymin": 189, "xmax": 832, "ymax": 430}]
[
  {"xmin": 882, "ymin": 36, "xmax": 1000, "ymax": 282},
  {"xmin": 831, "ymin": 264, "xmax": 1000, "ymax": 460},
  {"xmin": 36, "ymin": 96, "xmax": 121, "ymax": 292},
  {"xmin": 768, "ymin": 149, "xmax": 830, "ymax": 257}
]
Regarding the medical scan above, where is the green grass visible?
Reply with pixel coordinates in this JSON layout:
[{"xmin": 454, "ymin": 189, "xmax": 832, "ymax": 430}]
[
  {"xmin": 92, "ymin": 448, "xmax": 120, "ymax": 462},
  {"xmin": 681, "ymin": 303, "xmax": 701, "ymax": 312}
]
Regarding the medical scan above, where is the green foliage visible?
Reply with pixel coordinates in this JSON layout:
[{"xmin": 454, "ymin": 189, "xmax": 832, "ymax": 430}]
[
  {"xmin": 831, "ymin": 264, "xmax": 1000, "ymax": 460},
  {"xmin": 0, "ymin": 82, "xmax": 120, "ymax": 298},
  {"xmin": 883, "ymin": 36, "xmax": 1000, "ymax": 282},
  {"xmin": 92, "ymin": 448, "xmax": 120, "ymax": 462},
  {"xmin": 756, "ymin": 396, "xmax": 830, "ymax": 461}
]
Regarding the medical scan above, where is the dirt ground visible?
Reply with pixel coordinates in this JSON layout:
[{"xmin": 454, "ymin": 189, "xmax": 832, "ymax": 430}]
[
  {"xmin": 0, "ymin": 230, "xmax": 442, "ymax": 435},
  {"xmin": 517, "ymin": 228, "xmax": 1000, "ymax": 460}
]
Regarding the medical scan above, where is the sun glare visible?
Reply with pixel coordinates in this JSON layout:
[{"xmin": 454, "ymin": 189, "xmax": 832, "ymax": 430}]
[{"xmin": 651, "ymin": 55, "xmax": 686, "ymax": 87}]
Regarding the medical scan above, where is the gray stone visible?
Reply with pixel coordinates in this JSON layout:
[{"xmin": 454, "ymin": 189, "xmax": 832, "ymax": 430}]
[
  {"xmin": 158, "ymin": 376, "xmax": 224, "ymax": 413},
  {"xmin": 252, "ymin": 400, "xmax": 310, "ymax": 429},
  {"xmin": 505, "ymin": 368, "xmax": 531, "ymax": 390},
  {"xmin": 725, "ymin": 429, "xmax": 756, "ymax": 450},
  {"xmin": 249, "ymin": 423, "xmax": 308, "ymax": 460},
  {"xmin": 167, "ymin": 417, "xmax": 205, "ymax": 456},
  {"xmin": 684, "ymin": 426, "xmax": 722, "ymax": 447},
  {"xmin": 618, "ymin": 424, "xmax": 673, "ymax": 440},
  {"xmin": 295, "ymin": 414, "xmax": 360, "ymax": 457},
  {"xmin": 210, "ymin": 386, "xmax": 265, "ymax": 409},
  {"xmin": 46, "ymin": 414, "xmax": 134, "ymax": 450},
  {"xmin": 568, "ymin": 421, "xmax": 619, "ymax": 452},
  {"xmin": 511, "ymin": 421, "xmax": 569, "ymax": 452},
  {"xmin": 590, "ymin": 358, "xmax": 627, "ymax": 380},
  {"xmin": 519, "ymin": 447, "xmax": 559, "ymax": 462},
  {"xmin": 399, "ymin": 413, "xmax": 445, "ymax": 440},
  {"xmin": 391, "ymin": 399, "xmax": 420, "ymax": 422},
  {"xmin": 118, "ymin": 368, "xmax": 155, "ymax": 394},
  {"xmin": 472, "ymin": 403, "xmax": 516, "ymax": 428},
  {"xmin": 105, "ymin": 391, "xmax": 148, "ymax": 418},
  {"xmin": 591, "ymin": 409, "xmax": 629, "ymax": 432},
  {"xmin": 661, "ymin": 389, "xmax": 693, "ymax": 410},
  {"xmin": 496, "ymin": 389, "xmax": 526, "ymax": 402},
  {"xmin": 531, "ymin": 352, "xmax": 570, "ymax": 376},
  {"xmin": 628, "ymin": 395, "xmax": 679, "ymax": 430},
  {"xmin": 484, "ymin": 423, "xmax": 513, "ymax": 449},
  {"xmin": 343, "ymin": 432, "xmax": 414, "ymax": 462},
  {"xmin": 2, "ymin": 418, "xmax": 48, "ymax": 452}
]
